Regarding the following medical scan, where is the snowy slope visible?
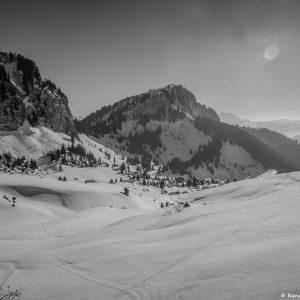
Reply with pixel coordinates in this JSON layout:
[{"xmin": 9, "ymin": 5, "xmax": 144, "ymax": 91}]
[
  {"xmin": 0, "ymin": 121, "xmax": 70, "ymax": 158},
  {"xmin": 108, "ymin": 118, "xmax": 211, "ymax": 162},
  {"xmin": 98, "ymin": 118, "xmax": 265, "ymax": 180},
  {"xmin": 1, "ymin": 170, "xmax": 300, "ymax": 299},
  {"xmin": 189, "ymin": 141, "xmax": 264, "ymax": 179},
  {"xmin": 0, "ymin": 122, "xmax": 124, "ymax": 168}
]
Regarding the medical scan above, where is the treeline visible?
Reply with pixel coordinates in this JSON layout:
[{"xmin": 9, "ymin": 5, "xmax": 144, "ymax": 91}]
[
  {"xmin": 47, "ymin": 143, "xmax": 101, "ymax": 167},
  {"xmin": 241, "ymin": 126, "xmax": 300, "ymax": 170},
  {"xmin": 0, "ymin": 152, "xmax": 38, "ymax": 171},
  {"xmin": 127, "ymin": 126, "xmax": 162, "ymax": 154},
  {"xmin": 0, "ymin": 65, "xmax": 17, "ymax": 100},
  {"xmin": 0, "ymin": 65, "xmax": 9, "ymax": 82},
  {"xmin": 42, "ymin": 79, "xmax": 67, "ymax": 99},
  {"xmin": 16, "ymin": 54, "xmax": 41, "ymax": 95},
  {"xmin": 194, "ymin": 117, "xmax": 294, "ymax": 172},
  {"xmin": 74, "ymin": 105, "xmax": 126, "ymax": 136},
  {"xmin": 127, "ymin": 155, "xmax": 140, "ymax": 165}
]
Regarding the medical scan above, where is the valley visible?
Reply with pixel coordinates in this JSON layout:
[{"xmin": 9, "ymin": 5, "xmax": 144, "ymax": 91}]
[{"xmin": 1, "ymin": 168, "xmax": 300, "ymax": 300}]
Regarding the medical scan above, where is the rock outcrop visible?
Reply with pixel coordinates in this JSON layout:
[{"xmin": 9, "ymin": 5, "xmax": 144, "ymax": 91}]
[{"xmin": 0, "ymin": 52, "xmax": 77, "ymax": 137}]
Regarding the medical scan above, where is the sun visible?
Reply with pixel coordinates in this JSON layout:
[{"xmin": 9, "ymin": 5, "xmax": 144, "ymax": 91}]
[{"xmin": 263, "ymin": 45, "xmax": 280, "ymax": 61}]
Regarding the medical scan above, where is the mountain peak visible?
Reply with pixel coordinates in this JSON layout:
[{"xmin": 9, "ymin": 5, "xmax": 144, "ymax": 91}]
[
  {"xmin": 120, "ymin": 84, "xmax": 218, "ymax": 121},
  {"xmin": 76, "ymin": 84, "xmax": 219, "ymax": 137}
]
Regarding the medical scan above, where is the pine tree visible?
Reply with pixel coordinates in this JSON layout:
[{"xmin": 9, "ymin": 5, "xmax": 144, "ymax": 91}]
[
  {"xmin": 123, "ymin": 187, "xmax": 129, "ymax": 196},
  {"xmin": 120, "ymin": 162, "xmax": 126, "ymax": 174}
]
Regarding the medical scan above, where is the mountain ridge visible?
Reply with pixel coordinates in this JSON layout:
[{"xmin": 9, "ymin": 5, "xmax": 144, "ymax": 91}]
[
  {"xmin": 220, "ymin": 112, "xmax": 300, "ymax": 138},
  {"xmin": 239, "ymin": 126, "xmax": 300, "ymax": 169},
  {"xmin": 75, "ymin": 84, "xmax": 219, "ymax": 136}
]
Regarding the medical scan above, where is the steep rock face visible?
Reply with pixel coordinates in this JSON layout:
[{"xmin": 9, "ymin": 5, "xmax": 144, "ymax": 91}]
[
  {"xmin": 0, "ymin": 52, "xmax": 77, "ymax": 137},
  {"xmin": 162, "ymin": 85, "xmax": 219, "ymax": 121}
]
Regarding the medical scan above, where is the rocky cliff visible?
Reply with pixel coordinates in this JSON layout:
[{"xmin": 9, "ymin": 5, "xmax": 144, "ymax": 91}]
[{"xmin": 0, "ymin": 52, "xmax": 77, "ymax": 136}]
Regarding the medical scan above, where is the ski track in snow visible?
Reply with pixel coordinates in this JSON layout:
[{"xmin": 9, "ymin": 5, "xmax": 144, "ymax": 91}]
[
  {"xmin": 38, "ymin": 173, "xmax": 294, "ymax": 300},
  {"xmin": 116, "ymin": 201, "xmax": 294, "ymax": 300},
  {"xmin": 141, "ymin": 208, "xmax": 289, "ymax": 283},
  {"xmin": 40, "ymin": 224, "xmax": 64, "ymax": 239},
  {"xmin": 43, "ymin": 253, "xmax": 141, "ymax": 300},
  {"xmin": 287, "ymin": 173, "xmax": 300, "ymax": 184},
  {"xmin": 44, "ymin": 251, "xmax": 169, "ymax": 300},
  {"xmin": 42, "ymin": 203, "xmax": 291, "ymax": 300}
]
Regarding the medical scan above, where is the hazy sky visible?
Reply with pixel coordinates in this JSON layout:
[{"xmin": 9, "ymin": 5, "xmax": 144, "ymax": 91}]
[{"xmin": 1, "ymin": 0, "xmax": 300, "ymax": 120}]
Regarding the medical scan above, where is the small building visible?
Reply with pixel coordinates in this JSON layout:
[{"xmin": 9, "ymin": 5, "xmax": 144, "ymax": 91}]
[{"xmin": 85, "ymin": 179, "xmax": 97, "ymax": 184}]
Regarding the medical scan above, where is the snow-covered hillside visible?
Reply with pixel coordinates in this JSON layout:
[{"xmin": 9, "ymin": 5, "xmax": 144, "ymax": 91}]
[
  {"xmin": 0, "ymin": 121, "xmax": 122, "ymax": 164},
  {"xmin": 98, "ymin": 118, "xmax": 267, "ymax": 180},
  {"xmin": 0, "ymin": 121, "xmax": 70, "ymax": 158},
  {"xmin": 1, "ymin": 169, "xmax": 300, "ymax": 299}
]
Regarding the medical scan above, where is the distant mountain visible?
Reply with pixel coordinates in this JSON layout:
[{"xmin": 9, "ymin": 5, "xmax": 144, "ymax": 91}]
[
  {"xmin": 240, "ymin": 127, "xmax": 300, "ymax": 170},
  {"xmin": 0, "ymin": 51, "xmax": 77, "ymax": 137},
  {"xmin": 219, "ymin": 112, "xmax": 257, "ymax": 128},
  {"xmin": 76, "ymin": 85, "xmax": 294, "ymax": 179},
  {"xmin": 220, "ymin": 112, "xmax": 300, "ymax": 138}
]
